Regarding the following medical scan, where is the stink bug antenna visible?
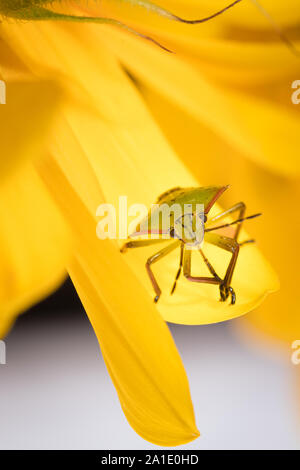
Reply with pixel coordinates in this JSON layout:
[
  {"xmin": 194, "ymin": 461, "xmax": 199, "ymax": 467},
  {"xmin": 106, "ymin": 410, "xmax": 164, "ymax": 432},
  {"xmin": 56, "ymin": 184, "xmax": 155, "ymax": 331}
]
[
  {"xmin": 160, "ymin": 0, "xmax": 243, "ymax": 24},
  {"xmin": 205, "ymin": 213, "xmax": 262, "ymax": 233},
  {"xmin": 121, "ymin": 0, "xmax": 243, "ymax": 25}
]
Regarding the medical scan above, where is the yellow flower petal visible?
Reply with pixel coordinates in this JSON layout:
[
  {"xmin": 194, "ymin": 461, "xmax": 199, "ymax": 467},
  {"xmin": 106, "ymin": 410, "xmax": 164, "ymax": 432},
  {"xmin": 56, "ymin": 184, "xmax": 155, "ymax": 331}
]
[
  {"xmin": 97, "ymin": 27, "xmax": 300, "ymax": 177},
  {"xmin": 69, "ymin": 260, "xmax": 199, "ymax": 446},
  {"xmin": 37, "ymin": 126, "xmax": 199, "ymax": 446},
  {"xmin": 0, "ymin": 14, "xmax": 280, "ymax": 440},
  {"xmin": 0, "ymin": 163, "xmax": 71, "ymax": 337},
  {"xmin": 0, "ymin": 78, "xmax": 62, "ymax": 185},
  {"xmin": 235, "ymin": 169, "xmax": 300, "ymax": 345},
  {"xmin": 92, "ymin": 0, "xmax": 300, "ymax": 34},
  {"xmin": 2, "ymin": 20, "xmax": 200, "ymax": 445},
  {"xmin": 90, "ymin": 0, "xmax": 300, "ymax": 76},
  {"xmin": 0, "ymin": 73, "xmax": 71, "ymax": 336},
  {"xmin": 17, "ymin": 20, "xmax": 277, "ymax": 326},
  {"xmin": 140, "ymin": 84, "xmax": 295, "ymax": 341}
]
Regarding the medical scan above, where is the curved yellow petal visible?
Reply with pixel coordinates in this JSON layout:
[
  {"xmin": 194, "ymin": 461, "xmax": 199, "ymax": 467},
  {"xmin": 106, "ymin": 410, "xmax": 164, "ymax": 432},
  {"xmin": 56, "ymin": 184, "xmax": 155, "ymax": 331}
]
[
  {"xmin": 69, "ymin": 259, "xmax": 199, "ymax": 446},
  {"xmin": 37, "ymin": 127, "xmax": 199, "ymax": 446},
  {"xmin": 90, "ymin": 27, "xmax": 300, "ymax": 177},
  {"xmin": 2, "ymin": 19, "xmax": 200, "ymax": 445}
]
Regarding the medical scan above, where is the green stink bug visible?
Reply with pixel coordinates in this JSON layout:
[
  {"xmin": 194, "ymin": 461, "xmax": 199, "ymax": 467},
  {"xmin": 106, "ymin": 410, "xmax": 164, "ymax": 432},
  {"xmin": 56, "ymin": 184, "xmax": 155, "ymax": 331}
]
[{"xmin": 121, "ymin": 186, "xmax": 261, "ymax": 305}]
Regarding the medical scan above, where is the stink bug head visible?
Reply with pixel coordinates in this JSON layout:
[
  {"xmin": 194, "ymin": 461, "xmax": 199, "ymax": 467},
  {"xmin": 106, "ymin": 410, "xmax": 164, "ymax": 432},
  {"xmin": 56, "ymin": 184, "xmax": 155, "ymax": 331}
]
[{"xmin": 172, "ymin": 211, "xmax": 205, "ymax": 248}]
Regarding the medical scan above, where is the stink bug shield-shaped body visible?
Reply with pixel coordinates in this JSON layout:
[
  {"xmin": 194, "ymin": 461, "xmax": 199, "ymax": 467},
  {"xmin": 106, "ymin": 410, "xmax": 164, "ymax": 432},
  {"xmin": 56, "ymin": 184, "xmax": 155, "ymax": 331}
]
[
  {"xmin": 121, "ymin": 186, "xmax": 260, "ymax": 305},
  {"xmin": 132, "ymin": 186, "xmax": 218, "ymax": 245}
]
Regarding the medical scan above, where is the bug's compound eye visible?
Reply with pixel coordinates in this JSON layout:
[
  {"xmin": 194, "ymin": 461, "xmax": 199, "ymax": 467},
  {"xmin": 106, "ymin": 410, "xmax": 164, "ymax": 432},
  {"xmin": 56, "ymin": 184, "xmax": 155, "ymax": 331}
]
[
  {"xmin": 169, "ymin": 227, "xmax": 176, "ymax": 238},
  {"xmin": 204, "ymin": 215, "xmax": 208, "ymax": 223}
]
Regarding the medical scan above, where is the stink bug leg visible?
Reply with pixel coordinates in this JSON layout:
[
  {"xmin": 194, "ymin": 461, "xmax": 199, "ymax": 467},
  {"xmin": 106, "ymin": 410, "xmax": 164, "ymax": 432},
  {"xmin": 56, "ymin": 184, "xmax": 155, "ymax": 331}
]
[
  {"xmin": 204, "ymin": 232, "xmax": 240, "ymax": 305},
  {"xmin": 183, "ymin": 246, "xmax": 222, "ymax": 287},
  {"xmin": 170, "ymin": 243, "xmax": 184, "ymax": 295},
  {"xmin": 206, "ymin": 202, "xmax": 246, "ymax": 240},
  {"xmin": 146, "ymin": 240, "xmax": 181, "ymax": 302}
]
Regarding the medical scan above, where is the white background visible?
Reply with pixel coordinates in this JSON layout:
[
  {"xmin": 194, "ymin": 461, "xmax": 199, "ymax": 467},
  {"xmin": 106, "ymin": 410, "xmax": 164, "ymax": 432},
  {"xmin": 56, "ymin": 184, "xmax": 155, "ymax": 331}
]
[{"xmin": 0, "ymin": 311, "xmax": 299, "ymax": 450}]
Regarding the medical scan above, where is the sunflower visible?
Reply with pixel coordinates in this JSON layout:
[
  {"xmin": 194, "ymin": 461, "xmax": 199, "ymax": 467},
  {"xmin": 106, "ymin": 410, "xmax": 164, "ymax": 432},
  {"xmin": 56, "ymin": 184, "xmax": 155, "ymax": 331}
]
[{"xmin": 1, "ymin": 0, "xmax": 292, "ymax": 446}]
